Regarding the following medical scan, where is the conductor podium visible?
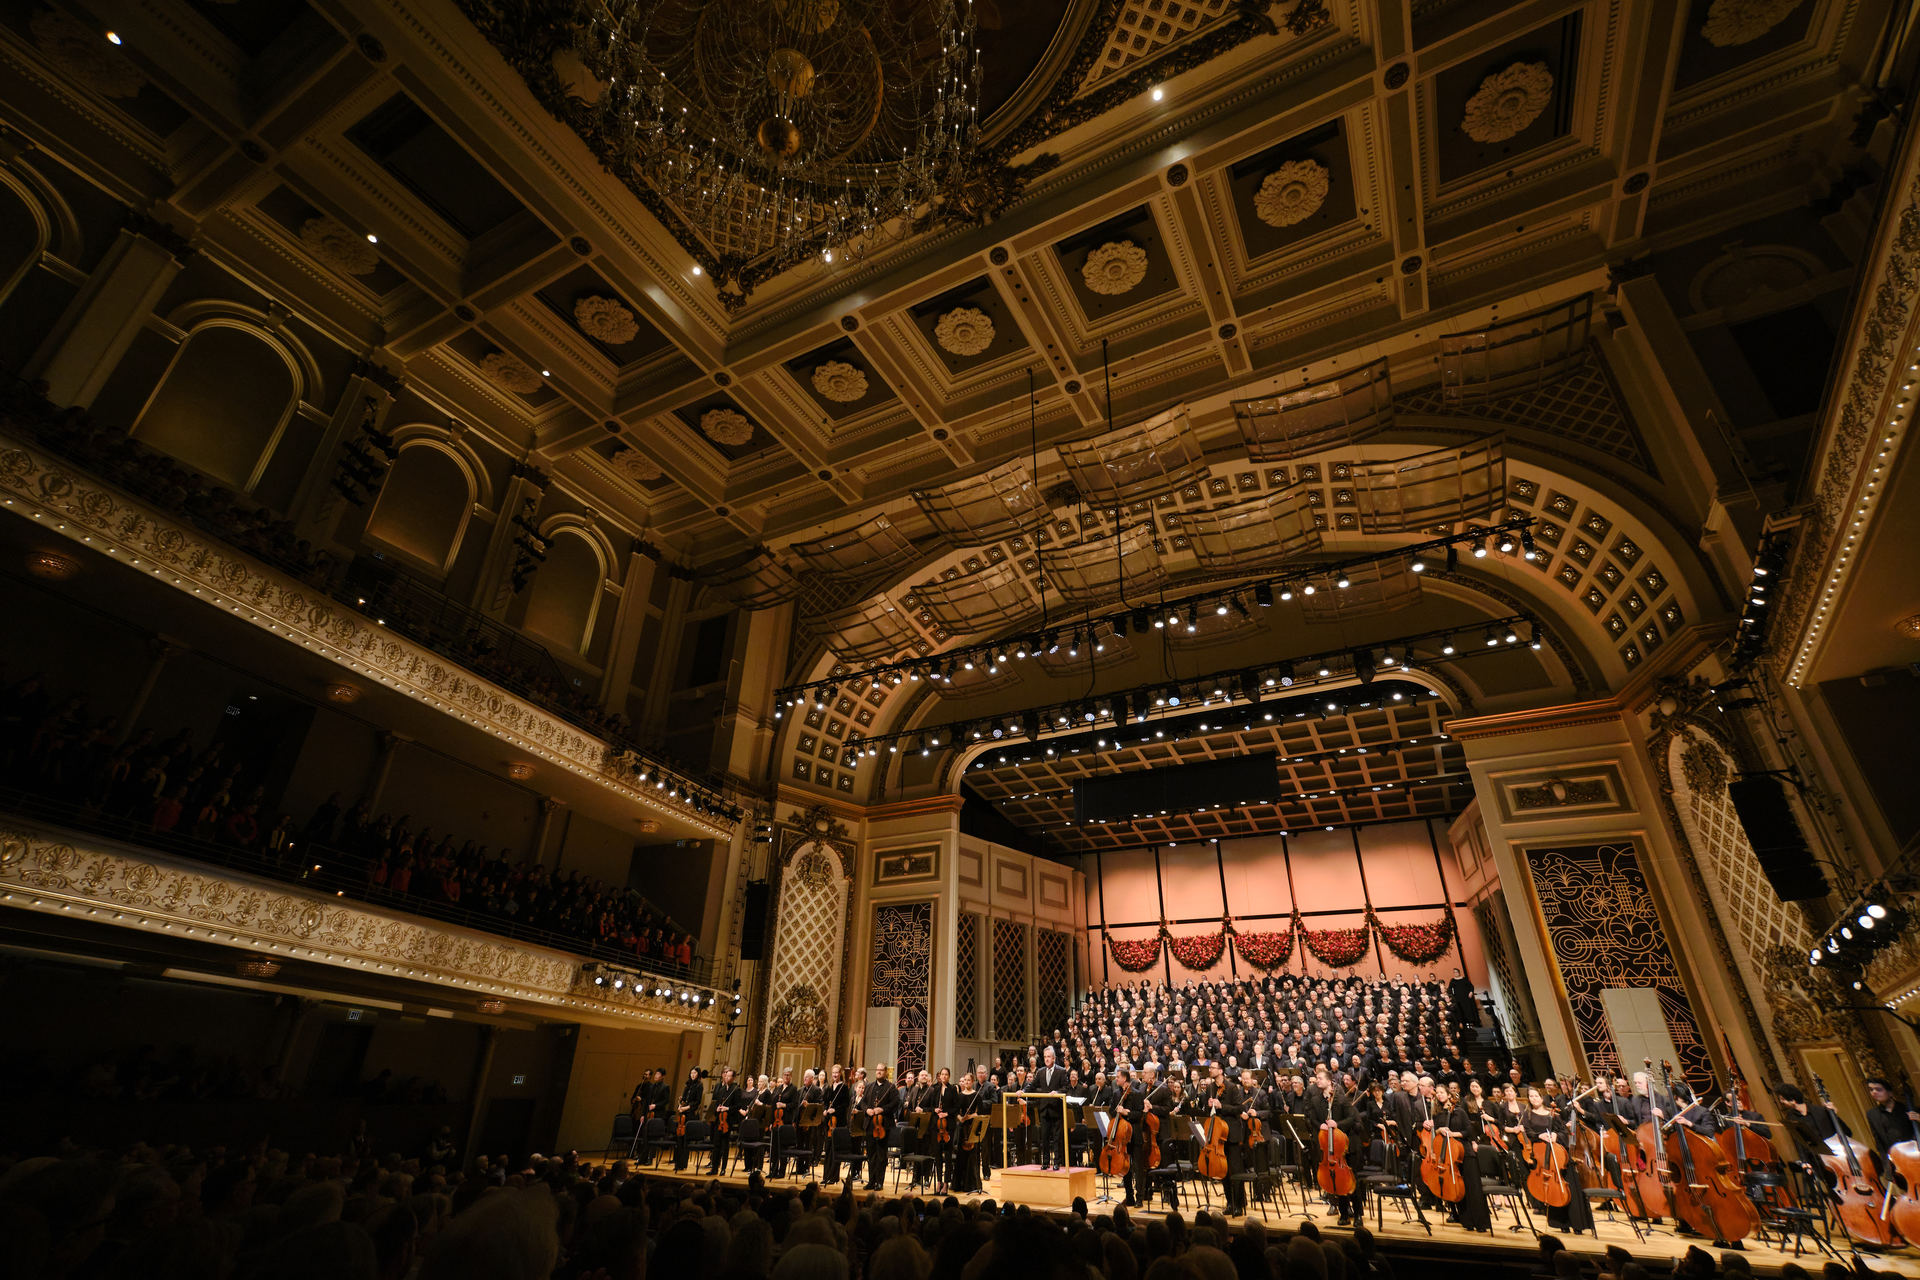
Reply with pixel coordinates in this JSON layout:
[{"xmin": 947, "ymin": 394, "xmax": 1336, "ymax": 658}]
[{"xmin": 994, "ymin": 1090, "xmax": 1094, "ymax": 1208}]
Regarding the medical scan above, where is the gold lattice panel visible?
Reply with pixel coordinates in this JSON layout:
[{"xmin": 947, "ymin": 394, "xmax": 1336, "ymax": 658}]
[
  {"xmin": 1082, "ymin": 0, "xmax": 1234, "ymax": 90},
  {"xmin": 992, "ymin": 918, "xmax": 1029, "ymax": 1041},
  {"xmin": 1036, "ymin": 929, "xmax": 1070, "ymax": 1036},
  {"xmin": 760, "ymin": 844, "xmax": 848, "ymax": 1064},
  {"xmin": 956, "ymin": 911, "xmax": 980, "ymax": 1040},
  {"xmin": 1672, "ymin": 737, "xmax": 1811, "ymax": 958},
  {"xmin": 1474, "ymin": 892, "xmax": 1540, "ymax": 1049},
  {"xmin": 1396, "ymin": 352, "xmax": 1653, "ymax": 474}
]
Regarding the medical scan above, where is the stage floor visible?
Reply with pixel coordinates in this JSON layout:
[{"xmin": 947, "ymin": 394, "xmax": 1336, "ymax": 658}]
[{"xmin": 622, "ymin": 1155, "xmax": 1920, "ymax": 1277}]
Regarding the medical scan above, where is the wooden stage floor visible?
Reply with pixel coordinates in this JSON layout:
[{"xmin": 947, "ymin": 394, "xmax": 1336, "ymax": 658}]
[{"xmin": 624, "ymin": 1156, "xmax": 1920, "ymax": 1277}]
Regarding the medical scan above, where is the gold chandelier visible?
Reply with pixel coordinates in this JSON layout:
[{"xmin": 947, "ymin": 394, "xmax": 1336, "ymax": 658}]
[{"xmin": 576, "ymin": 0, "xmax": 983, "ymax": 290}]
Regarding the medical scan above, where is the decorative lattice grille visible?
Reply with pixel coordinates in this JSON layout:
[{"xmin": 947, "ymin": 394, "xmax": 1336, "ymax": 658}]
[
  {"xmin": 956, "ymin": 911, "xmax": 980, "ymax": 1040},
  {"xmin": 1474, "ymin": 892, "xmax": 1540, "ymax": 1050},
  {"xmin": 1036, "ymin": 929, "xmax": 1070, "ymax": 1036},
  {"xmin": 870, "ymin": 901, "xmax": 934, "ymax": 1075},
  {"xmin": 992, "ymin": 918, "xmax": 1029, "ymax": 1041},
  {"xmin": 1671, "ymin": 734, "xmax": 1811, "ymax": 958}
]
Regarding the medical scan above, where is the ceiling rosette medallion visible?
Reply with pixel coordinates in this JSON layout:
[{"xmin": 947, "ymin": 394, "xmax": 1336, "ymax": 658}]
[
  {"xmin": 701, "ymin": 408, "xmax": 755, "ymax": 447},
  {"xmin": 1701, "ymin": 0, "xmax": 1802, "ymax": 47},
  {"xmin": 811, "ymin": 360, "xmax": 869, "ymax": 403},
  {"xmin": 612, "ymin": 446, "xmax": 663, "ymax": 484},
  {"xmin": 573, "ymin": 294, "xmax": 641, "ymax": 345},
  {"xmin": 479, "ymin": 352, "xmax": 543, "ymax": 394},
  {"xmin": 934, "ymin": 306, "xmax": 995, "ymax": 356},
  {"xmin": 298, "ymin": 217, "xmax": 380, "ymax": 276},
  {"xmin": 1253, "ymin": 159, "xmax": 1331, "ymax": 228},
  {"xmin": 1461, "ymin": 62, "xmax": 1554, "ymax": 144},
  {"xmin": 30, "ymin": 8, "xmax": 145, "ymax": 98},
  {"xmin": 1082, "ymin": 240, "xmax": 1149, "ymax": 295}
]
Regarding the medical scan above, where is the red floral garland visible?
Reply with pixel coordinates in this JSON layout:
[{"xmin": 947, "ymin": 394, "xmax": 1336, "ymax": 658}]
[
  {"xmin": 1105, "ymin": 931, "xmax": 1163, "ymax": 972},
  {"xmin": 1229, "ymin": 923, "xmax": 1295, "ymax": 971},
  {"xmin": 1300, "ymin": 917, "xmax": 1372, "ymax": 968},
  {"xmin": 1372, "ymin": 911, "xmax": 1454, "ymax": 964},
  {"xmin": 1167, "ymin": 929, "xmax": 1226, "ymax": 970}
]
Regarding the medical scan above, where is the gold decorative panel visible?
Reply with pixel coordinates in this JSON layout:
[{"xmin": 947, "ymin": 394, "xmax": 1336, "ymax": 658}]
[
  {"xmin": 869, "ymin": 901, "xmax": 933, "ymax": 1075},
  {"xmin": 1522, "ymin": 842, "xmax": 1713, "ymax": 1086},
  {"xmin": 992, "ymin": 917, "xmax": 1029, "ymax": 1041}
]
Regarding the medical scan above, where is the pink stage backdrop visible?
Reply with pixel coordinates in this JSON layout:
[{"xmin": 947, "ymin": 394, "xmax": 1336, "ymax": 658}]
[{"xmin": 1070, "ymin": 819, "xmax": 1486, "ymax": 988}]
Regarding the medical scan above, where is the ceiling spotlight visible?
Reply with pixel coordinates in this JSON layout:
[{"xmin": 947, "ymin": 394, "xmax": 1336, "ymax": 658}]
[
  {"xmin": 1859, "ymin": 913, "xmax": 1875, "ymax": 929},
  {"xmin": 1215, "ymin": 602, "xmax": 1229, "ymax": 615},
  {"xmin": 1497, "ymin": 533, "xmax": 1516, "ymax": 554},
  {"xmin": 1279, "ymin": 586, "xmax": 1295, "ymax": 602},
  {"xmin": 1505, "ymin": 627, "xmax": 1520, "ymax": 644},
  {"xmin": 1336, "ymin": 575, "xmax": 1351, "ymax": 589},
  {"xmin": 1441, "ymin": 640, "xmax": 1456, "ymax": 655},
  {"xmin": 106, "ymin": 30, "xmax": 122, "ymax": 44},
  {"xmin": 1276, "ymin": 663, "xmax": 1295, "ymax": 687},
  {"xmin": 1151, "ymin": 85, "xmax": 1164, "ymax": 101},
  {"xmin": 612, "ymin": 976, "xmax": 625, "ymax": 990},
  {"xmin": 1485, "ymin": 629, "xmax": 1500, "ymax": 647},
  {"xmin": 1869, "ymin": 903, "xmax": 1887, "ymax": 919},
  {"xmin": 1520, "ymin": 529, "xmax": 1538, "ymax": 560},
  {"xmin": 1254, "ymin": 582, "xmax": 1274, "ymax": 606},
  {"xmin": 691, "ymin": 264, "xmax": 703, "ymax": 276},
  {"xmin": 1410, "ymin": 556, "xmax": 1426, "ymax": 573},
  {"xmin": 1302, "ymin": 584, "xmax": 1316, "ymax": 596},
  {"xmin": 1473, "ymin": 540, "xmax": 1488, "ymax": 559}
]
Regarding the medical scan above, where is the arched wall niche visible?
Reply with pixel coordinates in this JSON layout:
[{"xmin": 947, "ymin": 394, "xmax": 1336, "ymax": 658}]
[
  {"xmin": 130, "ymin": 320, "xmax": 305, "ymax": 493},
  {"xmin": 0, "ymin": 170, "xmax": 51, "ymax": 309},
  {"xmin": 363, "ymin": 437, "xmax": 479, "ymax": 576},
  {"xmin": 756, "ymin": 831, "xmax": 852, "ymax": 1076},
  {"xmin": 522, "ymin": 521, "xmax": 611, "ymax": 655}
]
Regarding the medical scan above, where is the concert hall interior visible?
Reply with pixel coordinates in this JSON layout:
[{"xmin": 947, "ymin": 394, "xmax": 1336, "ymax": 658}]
[{"xmin": 4, "ymin": 0, "xmax": 1920, "ymax": 1276}]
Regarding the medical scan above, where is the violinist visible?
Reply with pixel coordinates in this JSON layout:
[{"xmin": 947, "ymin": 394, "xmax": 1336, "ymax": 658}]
[
  {"xmin": 1240, "ymin": 1069, "xmax": 1274, "ymax": 1181},
  {"xmin": 861, "ymin": 1063, "xmax": 899, "ymax": 1191},
  {"xmin": 921, "ymin": 1066, "xmax": 960, "ymax": 1193},
  {"xmin": 769, "ymin": 1067, "xmax": 801, "ymax": 1178},
  {"xmin": 800, "ymin": 1068, "xmax": 826, "ymax": 1171},
  {"xmin": 821, "ymin": 1065, "xmax": 850, "ymax": 1184},
  {"xmin": 704, "ymin": 1067, "xmax": 742, "ymax": 1175},
  {"xmin": 951, "ymin": 1071, "xmax": 982, "ymax": 1193},
  {"xmin": 668, "ymin": 1067, "xmax": 703, "ymax": 1170},
  {"xmin": 1444, "ymin": 1088, "xmax": 1493, "ymax": 1233}
]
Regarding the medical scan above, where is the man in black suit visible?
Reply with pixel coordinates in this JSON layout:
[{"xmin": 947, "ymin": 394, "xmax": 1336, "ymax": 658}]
[
  {"xmin": 707, "ymin": 1066, "xmax": 744, "ymax": 1175},
  {"xmin": 971, "ymin": 1064, "xmax": 1000, "ymax": 1177},
  {"xmin": 1032, "ymin": 1046, "xmax": 1070, "ymax": 1170},
  {"xmin": 1382, "ymin": 1071, "xmax": 1424, "ymax": 1186},
  {"xmin": 821, "ymin": 1065, "xmax": 850, "ymax": 1183},
  {"xmin": 862, "ymin": 1063, "xmax": 900, "ymax": 1190},
  {"xmin": 770, "ymin": 1067, "xmax": 801, "ymax": 1177}
]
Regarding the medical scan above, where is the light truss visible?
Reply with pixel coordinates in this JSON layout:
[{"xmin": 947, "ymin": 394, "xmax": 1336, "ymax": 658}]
[
  {"xmin": 1298, "ymin": 559, "xmax": 1423, "ymax": 622},
  {"xmin": 1230, "ymin": 357, "xmax": 1395, "ymax": 461},
  {"xmin": 774, "ymin": 516, "xmax": 1539, "ymax": 703}
]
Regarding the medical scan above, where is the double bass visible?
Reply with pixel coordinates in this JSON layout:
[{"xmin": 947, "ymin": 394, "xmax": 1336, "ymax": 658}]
[
  {"xmin": 1885, "ymin": 1107, "xmax": 1920, "ymax": 1242},
  {"xmin": 1812, "ymin": 1075, "xmax": 1900, "ymax": 1246},
  {"xmin": 1630, "ymin": 1060, "xmax": 1674, "ymax": 1221},
  {"xmin": 1657, "ymin": 1061, "xmax": 1759, "ymax": 1243}
]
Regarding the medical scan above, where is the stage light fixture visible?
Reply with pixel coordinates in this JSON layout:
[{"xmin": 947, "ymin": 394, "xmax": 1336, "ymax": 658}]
[
  {"xmin": 1473, "ymin": 540, "xmax": 1488, "ymax": 559},
  {"xmin": 1276, "ymin": 663, "xmax": 1295, "ymax": 687},
  {"xmin": 1353, "ymin": 649, "xmax": 1376, "ymax": 683},
  {"xmin": 1446, "ymin": 545, "xmax": 1460, "ymax": 572},
  {"xmin": 1132, "ymin": 606, "xmax": 1152, "ymax": 632},
  {"xmin": 1279, "ymin": 586, "xmax": 1295, "ymax": 602},
  {"xmin": 1254, "ymin": 582, "xmax": 1274, "ymax": 607},
  {"xmin": 1497, "ymin": 532, "xmax": 1516, "ymax": 554},
  {"xmin": 1302, "ymin": 584, "xmax": 1316, "ymax": 596},
  {"xmin": 1336, "ymin": 574, "xmax": 1351, "ymax": 589},
  {"xmin": 1410, "ymin": 556, "xmax": 1426, "ymax": 573}
]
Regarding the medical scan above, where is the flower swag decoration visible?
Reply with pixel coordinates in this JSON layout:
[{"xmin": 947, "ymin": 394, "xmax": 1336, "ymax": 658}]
[
  {"xmin": 700, "ymin": 408, "xmax": 755, "ymax": 447},
  {"xmin": 1460, "ymin": 61, "xmax": 1555, "ymax": 145},
  {"xmin": 1701, "ymin": 0, "xmax": 1802, "ymax": 48},
  {"xmin": 298, "ymin": 217, "xmax": 381, "ymax": 276},
  {"xmin": 1167, "ymin": 928, "xmax": 1226, "ymax": 971},
  {"xmin": 573, "ymin": 294, "xmax": 641, "ymax": 345},
  {"xmin": 1082, "ymin": 240, "xmax": 1150, "ymax": 295},
  {"xmin": 1227, "ymin": 917, "xmax": 1295, "ymax": 971},
  {"xmin": 479, "ymin": 352, "xmax": 544, "ymax": 394},
  {"xmin": 934, "ymin": 306, "xmax": 995, "ymax": 356},
  {"xmin": 1253, "ymin": 159, "xmax": 1332, "ymax": 228},
  {"xmin": 1106, "ymin": 930, "xmax": 1163, "ymax": 973},
  {"xmin": 811, "ymin": 360, "xmax": 869, "ymax": 403},
  {"xmin": 1371, "ymin": 910, "xmax": 1455, "ymax": 965},
  {"xmin": 1300, "ymin": 917, "xmax": 1372, "ymax": 968}
]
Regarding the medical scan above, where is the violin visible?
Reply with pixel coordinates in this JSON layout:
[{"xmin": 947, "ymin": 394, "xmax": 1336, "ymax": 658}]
[
  {"xmin": 1198, "ymin": 1110, "xmax": 1231, "ymax": 1180},
  {"xmin": 1885, "ymin": 1105, "xmax": 1920, "ymax": 1243},
  {"xmin": 676, "ymin": 1106, "xmax": 688, "ymax": 1139},
  {"xmin": 1100, "ymin": 1101, "xmax": 1133, "ymax": 1177},
  {"xmin": 1658, "ymin": 1061, "xmax": 1759, "ymax": 1243},
  {"xmin": 1318, "ymin": 1112, "xmax": 1355, "ymax": 1197},
  {"xmin": 1812, "ymin": 1074, "xmax": 1901, "ymax": 1247},
  {"xmin": 717, "ymin": 1098, "xmax": 731, "ymax": 1136}
]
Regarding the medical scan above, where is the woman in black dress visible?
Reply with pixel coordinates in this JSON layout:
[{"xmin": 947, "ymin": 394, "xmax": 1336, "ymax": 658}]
[
  {"xmin": 1447, "ymin": 1094, "xmax": 1494, "ymax": 1232},
  {"xmin": 1520, "ymin": 1086, "xmax": 1593, "ymax": 1232}
]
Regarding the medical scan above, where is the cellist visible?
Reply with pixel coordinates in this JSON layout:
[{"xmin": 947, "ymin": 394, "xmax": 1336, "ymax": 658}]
[
  {"xmin": 1322, "ymin": 1075, "xmax": 1365, "ymax": 1227},
  {"xmin": 1206, "ymin": 1064, "xmax": 1249, "ymax": 1215},
  {"xmin": 1443, "ymin": 1086, "xmax": 1494, "ymax": 1233},
  {"xmin": 1115, "ymin": 1065, "xmax": 1152, "ymax": 1209},
  {"xmin": 1522, "ymin": 1085, "xmax": 1593, "ymax": 1233}
]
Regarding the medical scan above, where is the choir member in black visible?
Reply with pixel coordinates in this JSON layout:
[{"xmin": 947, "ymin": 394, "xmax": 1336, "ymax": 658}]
[
  {"xmin": 1205, "ymin": 1065, "xmax": 1250, "ymax": 1215},
  {"xmin": 862, "ymin": 1064, "xmax": 900, "ymax": 1190},
  {"xmin": 822, "ymin": 1065, "xmax": 851, "ymax": 1183},
  {"xmin": 706, "ymin": 1067, "xmax": 744, "ymax": 1175},
  {"xmin": 672, "ymin": 1067, "xmax": 704, "ymax": 1170},
  {"xmin": 1033, "ymin": 1046, "xmax": 1070, "ymax": 1170},
  {"xmin": 1443, "ymin": 1090, "xmax": 1493, "ymax": 1232},
  {"xmin": 926, "ymin": 1066, "xmax": 963, "ymax": 1193},
  {"xmin": 769, "ymin": 1067, "xmax": 801, "ymax": 1178}
]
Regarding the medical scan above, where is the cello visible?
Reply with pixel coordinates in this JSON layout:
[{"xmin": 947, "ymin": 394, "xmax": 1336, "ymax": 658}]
[
  {"xmin": 1657, "ymin": 1062, "xmax": 1759, "ymax": 1244},
  {"xmin": 1526, "ymin": 1105, "xmax": 1572, "ymax": 1209},
  {"xmin": 1099, "ymin": 1098, "xmax": 1133, "ymax": 1178},
  {"xmin": 1811, "ymin": 1074, "xmax": 1900, "ymax": 1247},
  {"xmin": 1318, "ymin": 1096, "xmax": 1356, "ymax": 1198}
]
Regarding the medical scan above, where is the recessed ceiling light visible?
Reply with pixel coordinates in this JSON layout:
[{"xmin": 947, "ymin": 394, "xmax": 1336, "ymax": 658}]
[
  {"xmin": 105, "ymin": 30, "xmax": 122, "ymax": 44},
  {"xmin": 691, "ymin": 264, "xmax": 702, "ymax": 276},
  {"xmin": 1151, "ymin": 86, "xmax": 1164, "ymax": 101},
  {"xmin": 541, "ymin": 369, "xmax": 551, "ymax": 377},
  {"xmin": 365, "ymin": 232, "xmax": 378, "ymax": 243}
]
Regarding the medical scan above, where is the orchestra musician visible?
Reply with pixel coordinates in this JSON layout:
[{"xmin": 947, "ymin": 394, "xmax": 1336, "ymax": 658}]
[
  {"xmin": 862, "ymin": 1063, "xmax": 900, "ymax": 1191},
  {"xmin": 768, "ymin": 1067, "xmax": 800, "ymax": 1178},
  {"xmin": 671, "ymin": 1067, "xmax": 704, "ymax": 1171},
  {"xmin": 821, "ymin": 1064, "xmax": 850, "ymax": 1183},
  {"xmin": 706, "ymin": 1066, "xmax": 743, "ymax": 1175},
  {"xmin": 971, "ymin": 1063, "xmax": 1000, "ymax": 1183},
  {"xmin": 925, "ymin": 1066, "xmax": 962, "ymax": 1193}
]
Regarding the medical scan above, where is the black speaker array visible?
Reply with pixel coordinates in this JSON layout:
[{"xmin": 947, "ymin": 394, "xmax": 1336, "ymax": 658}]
[
  {"xmin": 739, "ymin": 879, "xmax": 770, "ymax": 959},
  {"xmin": 1726, "ymin": 775, "xmax": 1830, "ymax": 902}
]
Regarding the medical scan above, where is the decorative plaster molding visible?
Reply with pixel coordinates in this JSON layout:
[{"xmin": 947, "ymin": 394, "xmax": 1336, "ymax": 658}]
[{"xmin": 0, "ymin": 428, "xmax": 733, "ymax": 837}]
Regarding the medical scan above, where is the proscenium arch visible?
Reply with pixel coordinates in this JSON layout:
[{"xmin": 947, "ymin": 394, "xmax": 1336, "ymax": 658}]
[{"xmin": 772, "ymin": 447, "xmax": 1708, "ymax": 801}]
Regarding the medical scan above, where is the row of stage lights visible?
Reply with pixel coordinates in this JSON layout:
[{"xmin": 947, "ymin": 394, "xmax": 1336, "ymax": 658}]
[
  {"xmin": 772, "ymin": 519, "xmax": 1541, "ymax": 710},
  {"xmin": 1729, "ymin": 529, "xmax": 1790, "ymax": 670},
  {"xmin": 1809, "ymin": 890, "xmax": 1906, "ymax": 986},
  {"xmin": 608, "ymin": 750, "xmax": 744, "ymax": 823},
  {"xmin": 584, "ymin": 963, "xmax": 730, "ymax": 1010},
  {"xmin": 817, "ymin": 618, "xmax": 1541, "ymax": 766}
]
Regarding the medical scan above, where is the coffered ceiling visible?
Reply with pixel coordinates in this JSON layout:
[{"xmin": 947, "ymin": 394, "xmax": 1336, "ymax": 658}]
[{"xmin": 6, "ymin": 0, "xmax": 1887, "ymax": 560}]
